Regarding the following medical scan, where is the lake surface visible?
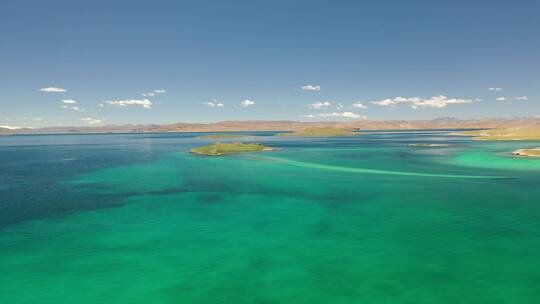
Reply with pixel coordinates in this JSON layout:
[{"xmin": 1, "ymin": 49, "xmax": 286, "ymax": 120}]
[{"xmin": 1, "ymin": 131, "xmax": 539, "ymax": 303}]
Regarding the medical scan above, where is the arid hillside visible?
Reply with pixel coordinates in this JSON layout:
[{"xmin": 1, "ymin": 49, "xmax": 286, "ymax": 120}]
[{"xmin": 3, "ymin": 118, "xmax": 540, "ymax": 135}]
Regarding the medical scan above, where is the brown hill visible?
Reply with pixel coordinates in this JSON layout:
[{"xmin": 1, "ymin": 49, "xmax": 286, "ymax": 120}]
[{"xmin": 3, "ymin": 118, "xmax": 540, "ymax": 135}]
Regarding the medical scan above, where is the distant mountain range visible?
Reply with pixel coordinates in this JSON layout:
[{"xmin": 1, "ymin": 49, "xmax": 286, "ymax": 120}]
[{"xmin": 2, "ymin": 117, "xmax": 540, "ymax": 135}]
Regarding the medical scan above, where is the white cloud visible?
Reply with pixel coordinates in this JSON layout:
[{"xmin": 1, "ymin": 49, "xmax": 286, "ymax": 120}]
[
  {"xmin": 62, "ymin": 99, "xmax": 77, "ymax": 104},
  {"xmin": 304, "ymin": 111, "xmax": 365, "ymax": 119},
  {"xmin": 31, "ymin": 117, "xmax": 43, "ymax": 121},
  {"xmin": 142, "ymin": 89, "xmax": 166, "ymax": 97},
  {"xmin": 496, "ymin": 97, "xmax": 507, "ymax": 101},
  {"xmin": 301, "ymin": 84, "xmax": 321, "ymax": 91},
  {"xmin": 71, "ymin": 106, "xmax": 85, "ymax": 112},
  {"xmin": 308, "ymin": 101, "xmax": 331, "ymax": 109},
  {"xmin": 203, "ymin": 100, "xmax": 225, "ymax": 108},
  {"xmin": 337, "ymin": 103, "xmax": 344, "ymax": 110},
  {"xmin": 351, "ymin": 101, "xmax": 367, "ymax": 109},
  {"xmin": 79, "ymin": 117, "xmax": 104, "ymax": 125},
  {"xmin": 40, "ymin": 87, "xmax": 67, "ymax": 93},
  {"xmin": 106, "ymin": 99, "xmax": 153, "ymax": 109},
  {"xmin": 475, "ymin": 98, "xmax": 483, "ymax": 102},
  {"xmin": 98, "ymin": 103, "xmax": 104, "ymax": 108},
  {"xmin": 241, "ymin": 99, "xmax": 255, "ymax": 107},
  {"xmin": 370, "ymin": 95, "xmax": 475, "ymax": 109},
  {"xmin": 0, "ymin": 125, "xmax": 21, "ymax": 130},
  {"xmin": 515, "ymin": 96, "xmax": 528, "ymax": 101},
  {"xmin": 489, "ymin": 87, "xmax": 504, "ymax": 92},
  {"xmin": 61, "ymin": 105, "xmax": 85, "ymax": 112},
  {"xmin": 340, "ymin": 112, "xmax": 363, "ymax": 119}
]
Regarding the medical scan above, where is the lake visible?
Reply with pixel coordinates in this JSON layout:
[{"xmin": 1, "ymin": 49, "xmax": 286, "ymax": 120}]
[{"xmin": 1, "ymin": 131, "xmax": 539, "ymax": 303}]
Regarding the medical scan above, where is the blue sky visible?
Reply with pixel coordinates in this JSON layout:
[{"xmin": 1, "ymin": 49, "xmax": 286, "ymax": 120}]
[{"xmin": 1, "ymin": 0, "xmax": 539, "ymax": 128}]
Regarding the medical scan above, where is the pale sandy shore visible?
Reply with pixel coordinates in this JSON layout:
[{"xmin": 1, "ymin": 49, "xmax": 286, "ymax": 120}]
[
  {"xmin": 512, "ymin": 148, "xmax": 540, "ymax": 158},
  {"xmin": 452, "ymin": 127, "xmax": 540, "ymax": 141}
]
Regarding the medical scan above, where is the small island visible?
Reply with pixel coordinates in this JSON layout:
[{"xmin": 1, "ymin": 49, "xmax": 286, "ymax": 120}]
[
  {"xmin": 408, "ymin": 143, "xmax": 449, "ymax": 147},
  {"xmin": 512, "ymin": 148, "xmax": 540, "ymax": 158},
  {"xmin": 196, "ymin": 134, "xmax": 248, "ymax": 139},
  {"xmin": 190, "ymin": 142, "xmax": 274, "ymax": 156},
  {"xmin": 452, "ymin": 127, "xmax": 540, "ymax": 141},
  {"xmin": 275, "ymin": 127, "xmax": 360, "ymax": 137}
]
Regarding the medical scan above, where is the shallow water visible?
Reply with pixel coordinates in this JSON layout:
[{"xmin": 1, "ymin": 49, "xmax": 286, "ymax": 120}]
[{"xmin": 1, "ymin": 132, "xmax": 539, "ymax": 303}]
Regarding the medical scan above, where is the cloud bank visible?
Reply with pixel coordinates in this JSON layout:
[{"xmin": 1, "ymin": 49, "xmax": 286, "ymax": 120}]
[
  {"xmin": 371, "ymin": 95, "xmax": 475, "ymax": 109},
  {"xmin": 106, "ymin": 99, "xmax": 153, "ymax": 109},
  {"xmin": 0, "ymin": 125, "xmax": 21, "ymax": 130},
  {"xmin": 304, "ymin": 111, "xmax": 364, "ymax": 119}
]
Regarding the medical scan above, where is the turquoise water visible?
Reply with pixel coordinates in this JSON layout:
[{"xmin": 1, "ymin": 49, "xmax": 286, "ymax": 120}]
[{"xmin": 1, "ymin": 132, "xmax": 539, "ymax": 303}]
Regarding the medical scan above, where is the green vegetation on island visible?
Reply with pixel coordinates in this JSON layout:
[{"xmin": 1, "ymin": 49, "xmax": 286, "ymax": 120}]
[
  {"xmin": 196, "ymin": 134, "xmax": 248, "ymax": 139},
  {"xmin": 190, "ymin": 142, "xmax": 274, "ymax": 156},
  {"xmin": 275, "ymin": 127, "xmax": 360, "ymax": 137},
  {"xmin": 512, "ymin": 148, "xmax": 540, "ymax": 158},
  {"xmin": 452, "ymin": 127, "xmax": 540, "ymax": 141}
]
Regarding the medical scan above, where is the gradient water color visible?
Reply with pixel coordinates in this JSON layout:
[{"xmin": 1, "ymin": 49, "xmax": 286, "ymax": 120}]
[{"xmin": 1, "ymin": 132, "xmax": 539, "ymax": 303}]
